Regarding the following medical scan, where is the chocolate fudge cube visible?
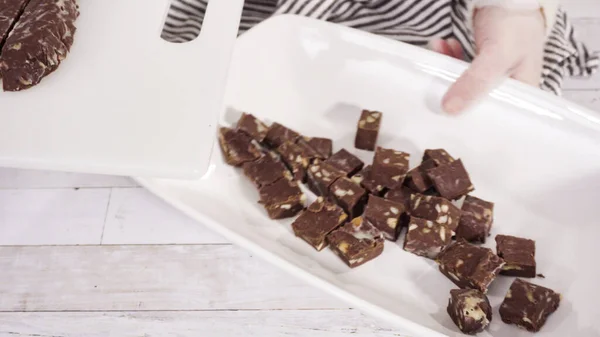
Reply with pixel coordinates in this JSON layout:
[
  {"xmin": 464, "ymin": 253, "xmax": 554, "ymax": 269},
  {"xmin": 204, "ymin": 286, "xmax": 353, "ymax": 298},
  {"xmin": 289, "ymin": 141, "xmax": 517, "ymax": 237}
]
[
  {"xmin": 325, "ymin": 149, "xmax": 364, "ymax": 177},
  {"xmin": 499, "ymin": 279, "xmax": 561, "ymax": 332},
  {"xmin": 277, "ymin": 141, "xmax": 311, "ymax": 182},
  {"xmin": 236, "ymin": 113, "xmax": 268, "ymax": 142},
  {"xmin": 456, "ymin": 195, "xmax": 494, "ymax": 243},
  {"xmin": 328, "ymin": 216, "xmax": 384, "ymax": 268},
  {"xmin": 372, "ymin": 147, "xmax": 409, "ymax": 189},
  {"xmin": 410, "ymin": 194, "xmax": 461, "ymax": 233},
  {"xmin": 218, "ymin": 127, "xmax": 262, "ymax": 166},
  {"xmin": 404, "ymin": 216, "xmax": 451, "ymax": 258},
  {"xmin": 437, "ymin": 240, "xmax": 505, "ymax": 293},
  {"xmin": 355, "ymin": 109, "xmax": 382, "ymax": 151},
  {"xmin": 496, "ymin": 235, "xmax": 536, "ymax": 277},
  {"xmin": 351, "ymin": 165, "xmax": 385, "ymax": 196},
  {"xmin": 264, "ymin": 122, "xmax": 301, "ymax": 148},
  {"xmin": 384, "ymin": 186, "xmax": 413, "ymax": 209},
  {"xmin": 423, "ymin": 148, "xmax": 455, "ymax": 166},
  {"xmin": 292, "ymin": 197, "xmax": 348, "ymax": 251},
  {"xmin": 447, "ymin": 289, "xmax": 492, "ymax": 335},
  {"xmin": 242, "ymin": 153, "xmax": 292, "ymax": 188},
  {"xmin": 404, "ymin": 159, "xmax": 436, "ymax": 193},
  {"xmin": 364, "ymin": 196, "xmax": 406, "ymax": 241},
  {"xmin": 298, "ymin": 136, "xmax": 332, "ymax": 159},
  {"xmin": 329, "ymin": 177, "xmax": 368, "ymax": 219},
  {"xmin": 427, "ymin": 159, "xmax": 474, "ymax": 200},
  {"xmin": 306, "ymin": 161, "xmax": 345, "ymax": 197},
  {"xmin": 258, "ymin": 178, "xmax": 306, "ymax": 219}
]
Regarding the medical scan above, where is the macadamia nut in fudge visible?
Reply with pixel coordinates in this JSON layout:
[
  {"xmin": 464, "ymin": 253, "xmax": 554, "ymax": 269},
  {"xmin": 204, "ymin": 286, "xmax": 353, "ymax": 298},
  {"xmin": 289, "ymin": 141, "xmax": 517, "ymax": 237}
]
[{"xmin": 447, "ymin": 289, "xmax": 492, "ymax": 335}]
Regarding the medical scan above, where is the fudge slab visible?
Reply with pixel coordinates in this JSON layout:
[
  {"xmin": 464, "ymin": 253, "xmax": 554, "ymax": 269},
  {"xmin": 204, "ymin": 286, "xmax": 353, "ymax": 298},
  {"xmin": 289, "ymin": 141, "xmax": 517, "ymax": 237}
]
[
  {"xmin": 364, "ymin": 195, "xmax": 405, "ymax": 241},
  {"xmin": 236, "ymin": 113, "xmax": 269, "ymax": 142},
  {"xmin": 328, "ymin": 216, "xmax": 384, "ymax": 268},
  {"xmin": 456, "ymin": 195, "xmax": 494, "ymax": 243},
  {"xmin": 292, "ymin": 197, "xmax": 347, "ymax": 251},
  {"xmin": 499, "ymin": 279, "xmax": 561, "ymax": 332},
  {"xmin": 437, "ymin": 240, "xmax": 505, "ymax": 293},
  {"xmin": 258, "ymin": 177, "xmax": 306, "ymax": 219},
  {"xmin": 325, "ymin": 149, "xmax": 364, "ymax": 177},
  {"xmin": 355, "ymin": 109, "xmax": 382, "ymax": 151},
  {"xmin": 329, "ymin": 177, "xmax": 368, "ymax": 219},
  {"xmin": 404, "ymin": 216, "xmax": 451, "ymax": 258},
  {"xmin": 0, "ymin": 0, "xmax": 79, "ymax": 91},
  {"xmin": 410, "ymin": 194, "xmax": 461, "ymax": 233},
  {"xmin": 372, "ymin": 147, "xmax": 409, "ymax": 190},
  {"xmin": 496, "ymin": 234, "xmax": 536, "ymax": 277},
  {"xmin": 427, "ymin": 159, "xmax": 474, "ymax": 200},
  {"xmin": 218, "ymin": 127, "xmax": 262, "ymax": 166},
  {"xmin": 447, "ymin": 289, "xmax": 492, "ymax": 335}
]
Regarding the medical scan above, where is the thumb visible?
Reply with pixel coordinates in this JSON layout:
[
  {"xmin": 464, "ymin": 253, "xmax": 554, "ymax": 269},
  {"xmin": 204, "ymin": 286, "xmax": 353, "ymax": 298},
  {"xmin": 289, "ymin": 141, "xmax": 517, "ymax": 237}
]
[{"xmin": 442, "ymin": 48, "xmax": 512, "ymax": 114}]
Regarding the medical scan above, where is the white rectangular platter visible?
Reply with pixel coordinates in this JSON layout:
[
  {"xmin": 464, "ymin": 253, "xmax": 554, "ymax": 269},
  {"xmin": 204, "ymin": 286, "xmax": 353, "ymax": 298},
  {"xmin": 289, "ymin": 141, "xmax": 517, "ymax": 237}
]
[{"xmin": 138, "ymin": 15, "xmax": 600, "ymax": 337}]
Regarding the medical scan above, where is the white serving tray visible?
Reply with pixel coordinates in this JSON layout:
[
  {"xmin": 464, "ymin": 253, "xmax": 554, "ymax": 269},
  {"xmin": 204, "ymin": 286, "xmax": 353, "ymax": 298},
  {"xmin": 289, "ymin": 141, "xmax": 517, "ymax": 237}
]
[
  {"xmin": 0, "ymin": 0, "xmax": 243, "ymax": 179},
  {"xmin": 137, "ymin": 15, "xmax": 600, "ymax": 337}
]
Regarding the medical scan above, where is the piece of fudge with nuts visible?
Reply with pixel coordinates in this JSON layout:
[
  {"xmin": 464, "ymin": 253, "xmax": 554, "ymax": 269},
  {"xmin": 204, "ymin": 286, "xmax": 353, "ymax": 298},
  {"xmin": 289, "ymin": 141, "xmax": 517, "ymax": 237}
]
[
  {"xmin": 292, "ymin": 197, "xmax": 347, "ymax": 251},
  {"xmin": 404, "ymin": 159, "xmax": 436, "ymax": 193},
  {"xmin": 329, "ymin": 177, "xmax": 368, "ymax": 219},
  {"xmin": 404, "ymin": 216, "xmax": 451, "ymax": 258},
  {"xmin": 354, "ymin": 109, "xmax": 382, "ymax": 151},
  {"xmin": 456, "ymin": 195, "xmax": 494, "ymax": 243},
  {"xmin": 423, "ymin": 148, "xmax": 455, "ymax": 166},
  {"xmin": 264, "ymin": 122, "xmax": 301, "ymax": 148},
  {"xmin": 410, "ymin": 194, "xmax": 461, "ymax": 233},
  {"xmin": 277, "ymin": 141, "xmax": 312, "ymax": 182},
  {"xmin": 325, "ymin": 149, "xmax": 364, "ymax": 177},
  {"xmin": 218, "ymin": 127, "xmax": 263, "ymax": 167},
  {"xmin": 258, "ymin": 177, "xmax": 306, "ymax": 219},
  {"xmin": 437, "ymin": 240, "xmax": 505, "ymax": 293},
  {"xmin": 297, "ymin": 136, "xmax": 332, "ymax": 160},
  {"xmin": 499, "ymin": 279, "xmax": 561, "ymax": 332},
  {"xmin": 364, "ymin": 195, "xmax": 407, "ymax": 241},
  {"xmin": 495, "ymin": 234, "xmax": 536, "ymax": 278},
  {"xmin": 327, "ymin": 216, "xmax": 384, "ymax": 268},
  {"xmin": 426, "ymin": 159, "xmax": 474, "ymax": 200},
  {"xmin": 447, "ymin": 289, "xmax": 492, "ymax": 335},
  {"xmin": 351, "ymin": 165, "xmax": 386, "ymax": 196},
  {"xmin": 242, "ymin": 152, "xmax": 292, "ymax": 189},
  {"xmin": 236, "ymin": 112, "xmax": 269, "ymax": 142},
  {"xmin": 371, "ymin": 147, "xmax": 410, "ymax": 190},
  {"xmin": 306, "ymin": 160, "xmax": 346, "ymax": 197}
]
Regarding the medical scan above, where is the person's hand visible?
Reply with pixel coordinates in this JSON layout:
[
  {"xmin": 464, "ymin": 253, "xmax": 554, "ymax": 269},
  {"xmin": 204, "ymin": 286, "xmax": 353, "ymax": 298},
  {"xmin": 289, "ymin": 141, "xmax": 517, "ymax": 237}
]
[{"xmin": 430, "ymin": 6, "xmax": 546, "ymax": 114}]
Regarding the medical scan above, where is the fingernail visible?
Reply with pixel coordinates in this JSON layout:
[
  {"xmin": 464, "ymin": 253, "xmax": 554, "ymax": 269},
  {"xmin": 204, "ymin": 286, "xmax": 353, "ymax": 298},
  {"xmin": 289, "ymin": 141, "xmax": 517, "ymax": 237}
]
[{"xmin": 443, "ymin": 97, "xmax": 464, "ymax": 114}]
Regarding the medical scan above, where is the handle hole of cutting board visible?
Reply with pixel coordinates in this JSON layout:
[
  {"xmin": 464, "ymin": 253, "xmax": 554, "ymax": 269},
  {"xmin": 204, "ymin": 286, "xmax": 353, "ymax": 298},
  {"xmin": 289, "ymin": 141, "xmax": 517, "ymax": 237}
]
[{"xmin": 160, "ymin": 0, "xmax": 212, "ymax": 43}]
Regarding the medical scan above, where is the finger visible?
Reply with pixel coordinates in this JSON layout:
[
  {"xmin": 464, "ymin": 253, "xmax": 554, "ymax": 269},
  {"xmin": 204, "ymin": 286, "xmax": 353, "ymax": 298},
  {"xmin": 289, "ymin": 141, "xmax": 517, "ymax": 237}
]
[
  {"xmin": 510, "ymin": 50, "xmax": 543, "ymax": 87},
  {"xmin": 446, "ymin": 38, "xmax": 465, "ymax": 61},
  {"xmin": 442, "ymin": 48, "xmax": 512, "ymax": 114},
  {"xmin": 428, "ymin": 39, "xmax": 453, "ymax": 57}
]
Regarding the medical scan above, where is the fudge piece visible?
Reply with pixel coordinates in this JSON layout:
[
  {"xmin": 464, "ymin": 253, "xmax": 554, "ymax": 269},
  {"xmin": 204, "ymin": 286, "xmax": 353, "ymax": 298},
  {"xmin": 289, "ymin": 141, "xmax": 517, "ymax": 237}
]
[
  {"xmin": 306, "ymin": 161, "xmax": 345, "ymax": 197},
  {"xmin": 427, "ymin": 159, "xmax": 474, "ymax": 200},
  {"xmin": 372, "ymin": 147, "xmax": 409, "ymax": 189},
  {"xmin": 384, "ymin": 186, "xmax": 413, "ymax": 209},
  {"xmin": 264, "ymin": 122, "xmax": 301, "ymax": 148},
  {"xmin": 297, "ymin": 136, "xmax": 332, "ymax": 159},
  {"xmin": 404, "ymin": 216, "xmax": 451, "ymax": 258},
  {"xmin": 404, "ymin": 159, "xmax": 436, "ymax": 193},
  {"xmin": 496, "ymin": 235, "xmax": 536, "ymax": 277},
  {"xmin": 277, "ymin": 141, "xmax": 311, "ymax": 182},
  {"xmin": 291, "ymin": 197, "xmax": 347, "ymax": 251},
  {"xmin": 329, "ymin": 177, "xmax": 368, "ymax": 219},
  {"xmin": 499, "ymin": 279, "xmax": 561, "ymax": 332},
  {"xmin": 236, "ymin": 113, "xmax": 268, "ymax": 142},
  {"xmin": 437, "ymin": 240, "xmax": 505, "ymax": 293},
  {"xmin": 328, "ymin": 216, "xmax": 384, "ymax": 268},
  {"xmin": 0, "ymin": 0, "xmax": 30, "ymax": 43},
  {"xmin": 325, "ymin": 149, "xmax": 364, "ymax": 177},
  {"xmin": 423, "ymin": 149, "xmax": 455, "ymax": 166},
  {"xmin": 258, "ymin": 178, "xmax": 306, "ymax": 219},
  {"xmin": 354, "ymin": 109, "xmax": 382, "ymax": 151},
  {"xmin": 218, "ymin": 127, "xmax": 262, "ymax": 166},
  {"xmin": 364, "ymin": 196, "xmax": 406, "ymax": 241},
  {"xmin": 447, "ymin": 289, "xmax": 492, "ymax": 335},
  {"xmin": 0, "ymin": 0, "xmax": 79, "ymax": 91},
  {"xmin": 410, "ymin": 194, "xmax": 461, "ymax": 233},
  {"xmin": 242, "ymin": 153, "xmax": 291, "ymax": 188},
  {"xmin": 351, "ymin": 165, "xmax": 385, "ymax": 196},
  {"xmin": 456, "ymin": 196, "xmax": 494, "ymax": 243}
]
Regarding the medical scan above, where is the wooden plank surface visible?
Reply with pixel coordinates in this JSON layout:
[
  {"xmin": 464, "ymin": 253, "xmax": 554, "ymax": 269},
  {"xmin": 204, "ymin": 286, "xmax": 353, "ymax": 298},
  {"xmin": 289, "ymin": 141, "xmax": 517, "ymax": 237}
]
[
  {"xmin": 0, "ymin": 310, "xmax": 405, "ymax": 337},
  {"xmin": 0, "ymin": 245, "xmax": 346, "ymax": 311}
]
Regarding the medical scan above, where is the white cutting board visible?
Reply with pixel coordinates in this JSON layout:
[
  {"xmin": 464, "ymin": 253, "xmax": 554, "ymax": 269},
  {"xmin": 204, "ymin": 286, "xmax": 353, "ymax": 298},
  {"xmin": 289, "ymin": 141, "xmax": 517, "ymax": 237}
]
[{"xmin": 0, "ymin": 0, "xmax": 243, "ymax": 179}]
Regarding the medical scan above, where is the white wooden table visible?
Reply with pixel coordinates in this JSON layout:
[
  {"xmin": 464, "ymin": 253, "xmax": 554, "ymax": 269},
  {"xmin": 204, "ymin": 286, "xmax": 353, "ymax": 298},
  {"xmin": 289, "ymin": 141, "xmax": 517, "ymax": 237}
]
[{"xmin": 1, "ymin": 3, "xmax": 599, "ymax": 336}]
